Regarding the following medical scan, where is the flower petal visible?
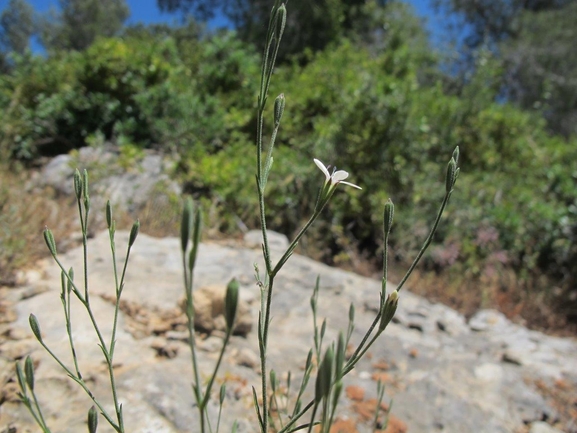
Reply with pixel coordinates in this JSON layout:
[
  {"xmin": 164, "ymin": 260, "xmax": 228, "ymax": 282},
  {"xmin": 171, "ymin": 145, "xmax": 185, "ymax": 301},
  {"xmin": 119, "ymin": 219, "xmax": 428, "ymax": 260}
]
[
  {"xmin": 340, "ymin": 181, "xmax": 362, "ymax": 190},
  {"xmin": 314, "ymin": 158, "xmax": 330, "ymax": 180},
  {"xmin": 331, "ymin": 170, "xmax": 349, "ymax": 183}
]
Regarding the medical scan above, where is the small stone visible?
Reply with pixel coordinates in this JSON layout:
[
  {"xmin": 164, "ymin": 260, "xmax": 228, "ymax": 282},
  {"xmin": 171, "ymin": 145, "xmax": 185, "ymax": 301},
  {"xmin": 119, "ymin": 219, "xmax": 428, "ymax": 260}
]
[
  {"xmin": 468, "ymin": 309, "xmax": 510, "ymax": 332},
  {"xmin": 191, "ymin": 285, "xmax": 252, "ymax": 336},
  {"xmin": 329, "ymin": 417, "xmax": 358, "ymax": 433},
  {"xmin": 345, "ymin": 385, "xmax": 365, "ymax": 402},
  {"xmin": 358, "ymin": 371, "xmax": 371, "ymax": 380},
  {"xmin": 235, "ymin": 348, "xmax": 259, "ymax": 370},
  {"xmin": 502, "ymin": 351, "xmax": 523, "ymax": 366},
  {"xmin": 165, "ymin": 331, "xmax": 188, "ymax": 341},
  {"xmin": 198, "ymin": 335, "xmax": 222, "ymax": 353},
  {"xmin": 529, "ymin": 421, "xmax": 564, "ymax": 433},
  {"xmin": 383, "ymin": 415, "xmax": 408, "ymax": 433},
  {"xmin": 372, "ymin": 360, "xmax": 391, "ymax": 371},
  {"xmin": 371, "ymin": 372, "xmax": 393, "ymax": 384}
]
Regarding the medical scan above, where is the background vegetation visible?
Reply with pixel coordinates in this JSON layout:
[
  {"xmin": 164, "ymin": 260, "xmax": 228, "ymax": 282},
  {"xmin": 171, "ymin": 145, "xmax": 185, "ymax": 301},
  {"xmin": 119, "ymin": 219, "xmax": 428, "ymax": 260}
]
[{"xmin": 0, "ymin": 0, "xmax": 575, "ymax": 332}]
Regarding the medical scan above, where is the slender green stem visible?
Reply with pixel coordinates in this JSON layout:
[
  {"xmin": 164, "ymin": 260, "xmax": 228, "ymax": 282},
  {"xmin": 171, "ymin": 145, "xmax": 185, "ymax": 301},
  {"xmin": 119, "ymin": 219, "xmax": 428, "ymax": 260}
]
[
  {"xmin": 396, "ymin": 192, "xmax": 451, "ymax": 293},
  {"xmin": 280, "ymin": 400, "xmax": 315, "ymax": 433},
  {"xmin": 182, "ymin": 251, "xmax": 205, "ymax": 432},
  {"xmin": 30, "ymin": 389, "xmax": 49, "ymax": 430},
  {"xmin": 21, "ymin": 397, "xmax": 50, "ymax": 433},
  {"xmin": 37, "ymin": 340, "xmax": 120, "ymax": 431},
  {"xmin": 52, "ymin": 253, "xmax": 124, "ymax": 430},
  {"xmin": 110, "ymin": 242, "xmax": 133, "ymax": 358},
  {"xmin": 271, "ymin": 210, "xmax": 320, "ymax": 277},
  {"xmin": 63, "ymin": 282, "xmax": 82, "ymax": 378},
  {"xmin": 201, "ymin": 330, "xmax": 232, "ymax": 411}
]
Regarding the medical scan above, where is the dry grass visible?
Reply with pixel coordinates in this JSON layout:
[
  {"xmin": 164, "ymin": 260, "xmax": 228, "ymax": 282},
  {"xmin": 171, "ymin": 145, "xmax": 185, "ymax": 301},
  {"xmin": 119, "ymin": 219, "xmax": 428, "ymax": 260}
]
[{"xmin": 0, "ymin": 165, "xmax": 79, "ymax": 285}]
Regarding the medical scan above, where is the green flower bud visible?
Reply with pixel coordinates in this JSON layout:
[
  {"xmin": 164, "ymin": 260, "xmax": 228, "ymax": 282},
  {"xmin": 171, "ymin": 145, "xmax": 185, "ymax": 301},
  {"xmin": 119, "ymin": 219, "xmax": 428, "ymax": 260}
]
[
  {"xmin": 15, "ymin": 362, "xmax": 26, "ymax": 394},
  {"xmin": 181, "ymin": 198, "xmax": 193, "ymax": 253},
  {"xmin": 106, "ymin": 201, "xmax": 112, "ymax": 229},
  {"xmin": 446, "ymin": 158, "xmax": 457, "ymax": 193},
  {"xmin": 24, "ymin": 356, "xmax": 34, "ymax": 391},
  {"xmin": 128, "ymin": 220, "xmax": 140, "ymax": 247},
  {"xmin": 315, "ymin": 347, "xmax": 334, "ymax": 402},
  {"xmin": 43, "ymin": 228, "xmax": 57, "ymax": 256},
  {"xmin": 383, "ymin": 198, "xmax": 394, "ymax": 238},
  {"xmin": 452, "ymin": 146, "xmax": 460, "ymax": 166},
  {"xmin": 335, "ymin": 332, "xmax": 345, "ymax": 379},
  {"xmin": 60, "ymin": 270, "xmax": 67, "ymax": 295},
  {"xmin": 74, "ymin": 169, "xmax": 83, "ymax": 200},
  {"xmin": 88, "ymin": 406, "xmax": 98, "ymax": 433},
  {"xmin": 29, "ymin": 314, "xmax": 42, "ymax": 342},
  {"xmin": 219, "ymin": 383, "xmax": 226, "ymax": 405},
  {"xmin": 225, "ymin": 278, "xmax": 240, "ymax": 331},
  {"xmin": 274, "ymin": 93, "xmax": 285, "ymax": 126},
  {"xmin": 67, "ymin": 268, "xmax": 74, "ymax": 293},
  {"xmin": 189, "ymin": 206, "xmax": 202, "ymax": 271},
  {"xmin": 82, "ymin": 170, "xmax": 89, "ymax": 200},
  {"xmin": 348, "ymin": 303, "xmax": 355, "ymax": 324},
  {"xmin": 275, "ymin": 4, "xmax": 287, "ymax": 40},
  {"xmin": 379, "ymin": 291, "xmax": 399, "ymax": 331},
  {"xmin": 305, "ymin": 349, "xmax": 313, "ymax": 372},
  {"xmin": 270, "ymin": 369, "xmax": 277, "ymax": 391}
]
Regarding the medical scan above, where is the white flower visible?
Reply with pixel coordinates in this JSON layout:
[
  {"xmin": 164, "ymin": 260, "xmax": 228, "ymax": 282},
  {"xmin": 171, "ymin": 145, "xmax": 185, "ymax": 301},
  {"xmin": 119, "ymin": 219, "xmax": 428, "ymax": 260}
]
[{"xmin": 314, "ymin": 158, "xmax": 361, "ymax": 189}]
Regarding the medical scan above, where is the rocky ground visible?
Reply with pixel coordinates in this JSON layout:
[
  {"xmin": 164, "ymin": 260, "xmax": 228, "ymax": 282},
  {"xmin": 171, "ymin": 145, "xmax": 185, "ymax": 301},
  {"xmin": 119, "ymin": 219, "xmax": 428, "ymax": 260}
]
[
  {"xmin": 1, "ymin": 228, "xmax": 576, "ymax": 433},
  {"xmin": 1, "ymin": 148, "xmax": 576, "ymax": 432}
]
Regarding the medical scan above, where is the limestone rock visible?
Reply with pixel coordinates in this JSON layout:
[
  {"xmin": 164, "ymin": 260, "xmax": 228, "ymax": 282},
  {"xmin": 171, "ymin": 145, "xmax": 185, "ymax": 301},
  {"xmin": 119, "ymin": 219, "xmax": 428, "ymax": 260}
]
[
  {"xmin": 190, "ymin": 284, "xmax": 252, "ymax": 336},
  {"xmin": 1, "ymin": 230, "xmax": 576, "ymax": 433}
]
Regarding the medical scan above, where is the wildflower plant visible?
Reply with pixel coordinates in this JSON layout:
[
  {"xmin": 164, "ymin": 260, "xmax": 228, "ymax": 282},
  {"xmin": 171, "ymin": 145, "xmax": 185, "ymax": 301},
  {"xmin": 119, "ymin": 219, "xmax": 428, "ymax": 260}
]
[{"xmin": 15, "ymin": 1, "xmax": 460, "ymax": 432}]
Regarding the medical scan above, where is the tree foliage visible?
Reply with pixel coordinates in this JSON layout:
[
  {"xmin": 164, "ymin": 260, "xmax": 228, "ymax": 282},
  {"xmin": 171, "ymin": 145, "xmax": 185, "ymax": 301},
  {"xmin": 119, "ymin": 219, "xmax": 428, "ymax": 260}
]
[
  {"xmin": 0, "ymin": 0, "xmax": 34, "ymax": 54},
  {"xmin": 0, "ymin": 0, "xmax": 35, "ymax": 71},
  {"xmin": 157, "ymin": 0, "xmax": 390, "ymax": 59},
  {"xmin": 500, "ymin": 2, "xmax": 577, "ymax": 137},
  {"xmin": 39, "ymin": 0, "xmax": 130, "ymax": 51},
  {"xmin": 437, "ymin": 0, "xmax": 577, "ymax": 137},
  {"xmin": 434, "ymin": 0, "xmax": 573, "ymax": 48}
]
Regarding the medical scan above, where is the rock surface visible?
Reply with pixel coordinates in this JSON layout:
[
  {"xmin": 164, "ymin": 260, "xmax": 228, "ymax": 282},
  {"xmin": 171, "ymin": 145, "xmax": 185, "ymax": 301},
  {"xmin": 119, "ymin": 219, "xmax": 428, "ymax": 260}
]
[{"xmin": 1, "ymin": 230, "xmax": 576, "ymax": 433}]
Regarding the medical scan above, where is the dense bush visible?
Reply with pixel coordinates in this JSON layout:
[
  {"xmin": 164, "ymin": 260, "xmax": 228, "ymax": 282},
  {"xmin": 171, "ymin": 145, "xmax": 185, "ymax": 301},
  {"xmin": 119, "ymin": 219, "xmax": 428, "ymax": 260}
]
[{"xmin": 0, "ymin": 8, "xmax": 575, "ymax": 326}]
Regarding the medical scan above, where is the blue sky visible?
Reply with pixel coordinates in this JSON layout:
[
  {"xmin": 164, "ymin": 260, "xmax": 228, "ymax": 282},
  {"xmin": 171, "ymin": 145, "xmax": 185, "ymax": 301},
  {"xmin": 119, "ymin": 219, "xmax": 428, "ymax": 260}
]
[{"xmin": 0, "ymin": 0, "xmax": 451, "ymax": 45}]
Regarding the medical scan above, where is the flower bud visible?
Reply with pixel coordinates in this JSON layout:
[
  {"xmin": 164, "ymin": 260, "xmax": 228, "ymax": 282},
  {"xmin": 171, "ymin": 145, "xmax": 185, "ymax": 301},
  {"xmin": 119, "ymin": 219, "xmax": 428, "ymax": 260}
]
[
  {"xmin": 82, "ymin": 170, "xmax": 89, "ymax": 200},
  {"xmin": 219, "ymin": 383, "xmax": 226, "ymax": 405},
  {"xmin": 67, "ymin": 267, "xmax": 74, "ymax": 293},
  {"xmin": 446, "ymin": 158, "xmax": 457, "ymax": 193},
  {"xmin": 270, "ymin": 369, "xmax": 277, "ymax": 391},
  {"xmin": 106, "ymin": 200, "xmax": 112, "ymax": 229},
  {"xmin": 225, "ymin": 278, "xmax": 239, "ymax": 331},
  {"xmin": 383, "ymin": 198, "xmax": 394, "ymax": 238},
  {"xmin": 379, "ymin": 290, "xmax": 399, "ymax": 331},
  {"xmin": 315, "ymin": 347, "xmax": 334, "ymax": 402},
  {"xmin": 88, "ymin": 406, "xmax": 98, "ymax": 433},
  {"xmin": 181, "ymin": 198, "xmax": 193, "ymax": 253},
  {"xmin": 128, "ymin": 220, "xmax": 140, "ymax": 247},
  {"xmin": 452, "ymin": 146, "xmax": 460, "ymax": 166},
  {"xmin": 29, "ymin": 314, "xmax": 42, "ymax": 342},
  {"xmin": 15, "ymin": 362, "xmax": 26, "ymax": 394},
  {"xmin": 84, "ymin": 195, "xmax": 90, "ymax": 213},
  {"xmin": 335, "ymin": 332, "xmax": 345, "ymax": 379},
  {"xmin": 274, "ymin": 93, "xmax": 285, "ymax": 126},
  {"xmin": 43, "ymin": 228, "xmax": 57, "ymax": 256},
  {"xmin": 275, "ymin": 4, "xmax": 287, "ymax": 40},
  {"xmin": 24, "ymin": 356, "xmax": 34, "ymax": 391},
  {"xmin": 74, "ymin": 169, "xmax": 83, "ymax": 200}
]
